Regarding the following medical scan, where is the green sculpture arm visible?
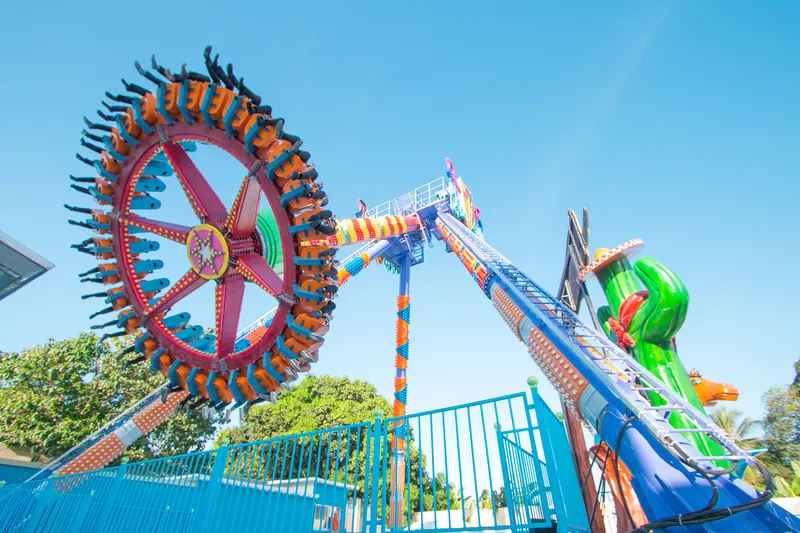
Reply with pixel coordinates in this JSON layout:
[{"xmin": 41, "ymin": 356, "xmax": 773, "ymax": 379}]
[{"xmin": 628, "ymin": 258, "xmax": 688, "ymax": 343}]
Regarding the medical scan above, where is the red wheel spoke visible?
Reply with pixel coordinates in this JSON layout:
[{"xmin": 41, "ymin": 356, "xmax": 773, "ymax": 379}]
[
  {"xmin": 162, "ymin": 142, "xmax": 227, "ymax": 223},
  {"xmin": 236, "ymin": 252, "xmax": 285, "ymax": 297},
  {"xmin": 215, "ymin": 276, "xmax": 245, "ymax": 359},
  {"xmin": 121, "ymin": 216, "xmax": 192, "ymax": 244},
  {"xmin": 224, "ymin": 174, "xmax": 262, "ymax": 238},
  {"xmin": 146, "ymin": 269, "xmax": 206, "ymax": 317}
]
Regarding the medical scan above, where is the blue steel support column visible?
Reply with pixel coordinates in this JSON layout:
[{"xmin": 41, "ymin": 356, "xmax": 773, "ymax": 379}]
[
  {"xmin": 368, "ymin": 409, "xmax": 385, "ymax": 530},
  {"xmin": 390, "ymin": 252, "xmax": 412, "ymax": 529}
]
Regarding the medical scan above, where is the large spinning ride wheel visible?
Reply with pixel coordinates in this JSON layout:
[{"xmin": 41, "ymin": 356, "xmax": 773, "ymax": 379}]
[{"xmin": 69, "ymin": 48, "xmax": 339, "ymax": 408}]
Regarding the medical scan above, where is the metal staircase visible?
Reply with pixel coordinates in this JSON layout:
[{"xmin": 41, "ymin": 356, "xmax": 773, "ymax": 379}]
[{"xmin": 438, "ymin": 212, "xmax": 752, "ymax": 469}]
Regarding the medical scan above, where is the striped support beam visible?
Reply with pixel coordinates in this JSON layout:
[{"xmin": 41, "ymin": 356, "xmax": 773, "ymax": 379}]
[
  {"xmin": 337, "ymin": 240, "xmax": 392, "ymax": 286},
  {"xmin": 57, "ymin": 390, "xmax": 189, "ymax": 475},
  {"xmin": 300, "ymin": 215, "xmax": 422, "ymax": 246},
  {"xmin": 390, "ymin": 253, "xmax": 411, "ymax": 528}
]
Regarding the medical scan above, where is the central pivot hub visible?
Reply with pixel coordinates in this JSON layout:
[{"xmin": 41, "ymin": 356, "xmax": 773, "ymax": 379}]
[{"xmin": 186, "ymin": 224, "xmax": 230, "ymax": 280}]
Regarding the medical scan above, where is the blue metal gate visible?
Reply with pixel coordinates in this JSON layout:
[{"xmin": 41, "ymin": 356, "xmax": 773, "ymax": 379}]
[
  {"xmin": 497, "ymin": 382, "xmax": 590, "ymax": 533},
  {"xmin": 498, "ymin": 429, "xmax": 551, "ymax": 529},
  {"xmin": 0, "ymin": 384, "xmax": 589, "ymax": 533}
]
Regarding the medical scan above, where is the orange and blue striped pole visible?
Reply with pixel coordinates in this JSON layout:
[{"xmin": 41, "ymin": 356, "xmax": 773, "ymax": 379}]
[{"xmin": 390, "ymin": 252, "xmax": 411, "ymax": 527}]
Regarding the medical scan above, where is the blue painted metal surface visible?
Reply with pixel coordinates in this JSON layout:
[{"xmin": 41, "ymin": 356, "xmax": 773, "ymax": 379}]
[
  {"xmin": 0, "ymin": 464, "xmax": 41, "ymax": 486},
  {"xmin": 0, "ymin": 389, "xmax": 587, "ymax": 533}
]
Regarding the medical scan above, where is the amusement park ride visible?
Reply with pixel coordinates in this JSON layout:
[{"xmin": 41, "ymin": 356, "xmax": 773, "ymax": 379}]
[{"xmin": 25, "ymin": 48, "xmax": 799, "ymax": 532}]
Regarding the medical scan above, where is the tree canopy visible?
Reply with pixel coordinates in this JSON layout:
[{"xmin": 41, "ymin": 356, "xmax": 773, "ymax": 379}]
[
  {"xmin": 222, "ymin": 374, "xmax": 388, "ymax": 442},
  {"xmin": 218, "ymin": 374, "xmax": 459, "ymax": 518},
  {"xmin": 0, "ymin": 333, "xmax": 219, "ymax": 463},
  {"xmin": 759, "ymin": 358, "xmax": 800, "ymax": 479}
]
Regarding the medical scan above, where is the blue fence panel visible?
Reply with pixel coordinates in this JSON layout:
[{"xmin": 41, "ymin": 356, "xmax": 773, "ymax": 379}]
[
  {"xmin": 380, "ymin": 392, "xmax": 538, "ymax": 532},
  {"xmin": 199, "ymin": 422, "xmax": 374, "ymax": 532},
  {"xmin": 0, "ymin": 421, "xmax": 374, "ymax": 533},
  {"xmin": 0, "ymin": 480, "xmax": 41, "ymax": 533},
  {"xmin": 0, "ymin": 388, "xmax": 586, "ymax": 533}
]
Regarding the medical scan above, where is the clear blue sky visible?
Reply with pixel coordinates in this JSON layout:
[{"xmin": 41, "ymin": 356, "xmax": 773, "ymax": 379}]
[{"xmin": 0, "ymin": 1, "xmax": 797, "ymax": 427}]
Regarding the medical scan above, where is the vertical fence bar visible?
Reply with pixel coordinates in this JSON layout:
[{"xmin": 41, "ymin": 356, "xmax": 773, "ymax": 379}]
[
  {"xmin": 313, "ymin": 434, "xmax": 326, "ymax": 531},
  {"xmin": 381, "ymin": 418, "xmax": 389, "ymax": 529},
  {"xmin": 66, "ymin": 481, "xmax": 95, "ymax": 533},
  {"xmin": 20, "ymin": 477, "xmax": 55, "ymax": 533},
  {"xmin": 244, "ymin": 442, "xmax": 265, "ymax": 529},
  {"xmin": 467, "ymin": 407, "xmax": 481, "ymax": 529},
  {"xmin": 453, "ymin": 408, "xmax": 467, "ymax": 527},
  {"xmin": 340, "ymin": 428, "xmax": 353, "ymax": 533},
  {"xmin": 417, "ymin": 415, "xmax": 423, "ymax": 527},
  {"xmin": 369, "ymin": 411, "xmax": 384, "ymax": 531},
  {"xmin": 94, "ymin": 464, "xmax": 127, "ymax": 530},
  {"xmin": 429, "ymin": 413, "xmax": 438, "ymax": 530},
  {"xmin": 496, "ymin": 426, "xmax": 518, "ymax": 532},
  {"xmin": 286, "ymin": 435, "xmax": 306, "ymax": 533},
  {"xmin": 350, "ymin": 427, "xmax": 362, "ymax": 532},
  {"xmin": 264, "ymin": 439, "xmax": 284, "ymax": 528},
  {"xmin": 480, "ymin": 404, "xmax": 499, "ymax": 521},
  {"xmin": 277, "ymin": 437, "xmax": 298, "ymax": 532},
  {"xmin": 442, "ymin": 411, "xmax": 452, "ymax": 529},
  {"xmin": 194, "ymin": 448, "xmax": 226, "ymax": 532}
]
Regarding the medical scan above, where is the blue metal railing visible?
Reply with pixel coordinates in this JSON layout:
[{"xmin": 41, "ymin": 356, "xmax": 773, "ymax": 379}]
[
  {"xmin": 497, "ymin": 429, "xmax": 550, "ymax": 528},
  {"xmin": 529, "ymin": 385, "xmax": 591, "ymax": 533},
  {"xmin": 380, "ymin": 392, "xmax": 533, "ymax": 532},
  {"xmin": 1, "ymin": 422, "xmax": 375, "ymax": 533},
  {"xmin": 0, "ymin": 388, "xmax": 589, "ymax": 533}
]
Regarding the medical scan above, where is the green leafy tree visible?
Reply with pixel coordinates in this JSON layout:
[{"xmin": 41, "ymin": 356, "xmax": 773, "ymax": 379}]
[
  {"xmin": 218, "ymin": 374, "xmax": 458, "ymax": 518},
  {"xmin": 222, "ymin": 374, "xmax": 388, "ymax": 442},
  {"xmin": 710, "ymin": 406, "xmax": 758, "ymax": 443},
  {"xmin": 0, "ymin": 333, "xmax": 219, "ymax": 463},
  {"xmin": 759, "ymin": 358, "xmax": 800, "ymax": 479}
]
